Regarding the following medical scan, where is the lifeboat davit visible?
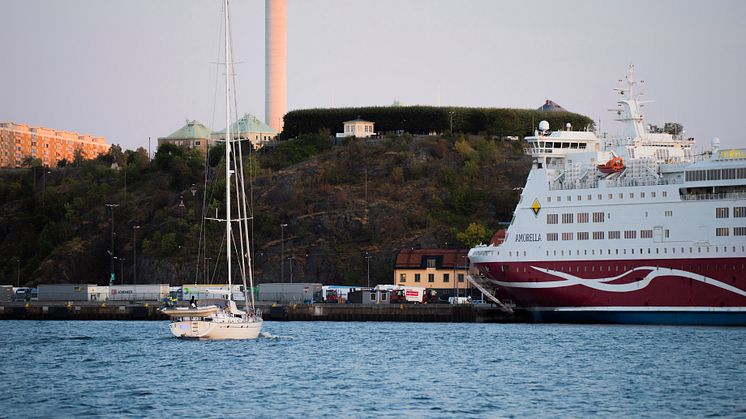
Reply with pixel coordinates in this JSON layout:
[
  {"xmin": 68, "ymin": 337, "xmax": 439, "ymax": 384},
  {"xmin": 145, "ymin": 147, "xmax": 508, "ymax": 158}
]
[{"xmin": 597, "ymin": 156, "xmax": 625, "ymax": 173}]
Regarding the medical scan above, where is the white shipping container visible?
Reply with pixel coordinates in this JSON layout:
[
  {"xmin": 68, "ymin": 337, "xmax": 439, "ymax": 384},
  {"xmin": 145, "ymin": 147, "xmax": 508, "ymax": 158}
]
[
  {"xmin": 181, "ymin": 284, "xmax": 246, "ymax": 302},
  {"xmin": 109, "ymin": 284, "xmax": 170, "ymax": 301}
]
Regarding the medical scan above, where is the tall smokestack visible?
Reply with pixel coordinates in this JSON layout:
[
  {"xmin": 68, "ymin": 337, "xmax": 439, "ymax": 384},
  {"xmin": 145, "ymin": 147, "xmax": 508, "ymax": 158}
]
[{"xmin": 266, "ymin": 0, "xmax": 286, "ymax": 132}]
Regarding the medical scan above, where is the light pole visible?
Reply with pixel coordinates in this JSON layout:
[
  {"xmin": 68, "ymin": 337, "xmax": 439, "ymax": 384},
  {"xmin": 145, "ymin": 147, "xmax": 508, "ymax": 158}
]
[
  {"xmin": 288, "ymin": 256, "xmax": 294, "ymax": 283},
  {"xmin": 115, "ymin": 257, "xmax": 126, "ymax": 285},
  {"xmin": 280, "ymin": 223, "xmax": 288, "ymax": 282},
  {"xmin": 365, "ymin": 252, "xmax": 371, "ymax": 288},
  {"xmin": 132, "ymin": 225, "xmax": 140, "ymax": 285},
  {"xmin": 105, "ymin": 203, "xmax": 119, "ymax": 286},
  {"xmin": 42, "ymin": 169, "xmax": 51, "ymax": 209}
]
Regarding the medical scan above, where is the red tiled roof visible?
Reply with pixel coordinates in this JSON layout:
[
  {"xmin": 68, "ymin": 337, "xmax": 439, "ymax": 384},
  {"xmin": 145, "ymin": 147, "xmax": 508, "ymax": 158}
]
[{"xmin": 394, "ymin": 248, "xmax": 469, "ymax": 269}]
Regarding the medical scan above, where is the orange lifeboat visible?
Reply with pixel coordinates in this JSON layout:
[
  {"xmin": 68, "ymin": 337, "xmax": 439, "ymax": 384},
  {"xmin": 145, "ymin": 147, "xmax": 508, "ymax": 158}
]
[{"xmin": 597, "ymin": 156, "xmax": 625, "ymax": 173}]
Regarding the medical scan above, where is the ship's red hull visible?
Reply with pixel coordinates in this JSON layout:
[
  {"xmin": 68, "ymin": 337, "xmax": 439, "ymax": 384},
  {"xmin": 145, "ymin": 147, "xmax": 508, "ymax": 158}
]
[{"xmin": 474, "ymin": 257, "xmax": 746, "ymax": 324}]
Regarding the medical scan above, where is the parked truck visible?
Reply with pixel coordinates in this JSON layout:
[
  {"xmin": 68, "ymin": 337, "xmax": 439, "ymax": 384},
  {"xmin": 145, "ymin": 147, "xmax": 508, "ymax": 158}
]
[{"xmin": 388, "ymin": 286, "xmax": 439, "ymax": 304}]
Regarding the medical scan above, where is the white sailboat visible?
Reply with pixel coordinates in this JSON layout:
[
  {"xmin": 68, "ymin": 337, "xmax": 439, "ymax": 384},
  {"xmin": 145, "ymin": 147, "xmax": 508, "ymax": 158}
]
[{"xmin": 162, "ymin": 0, "xmax": 263, "ymax": 339}]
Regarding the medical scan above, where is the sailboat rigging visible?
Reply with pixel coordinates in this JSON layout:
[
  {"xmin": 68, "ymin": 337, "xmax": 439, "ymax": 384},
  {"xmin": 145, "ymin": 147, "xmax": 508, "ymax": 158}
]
[{"xmin": 162, "ymin": 0, "xmax": 263, "ymax": 339}]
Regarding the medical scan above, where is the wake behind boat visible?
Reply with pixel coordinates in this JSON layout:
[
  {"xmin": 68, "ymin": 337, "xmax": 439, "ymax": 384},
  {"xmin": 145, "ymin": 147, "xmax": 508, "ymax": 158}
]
[{"xmin": 162, "ymin": 0, "xmax": 262, "ymax": 339}]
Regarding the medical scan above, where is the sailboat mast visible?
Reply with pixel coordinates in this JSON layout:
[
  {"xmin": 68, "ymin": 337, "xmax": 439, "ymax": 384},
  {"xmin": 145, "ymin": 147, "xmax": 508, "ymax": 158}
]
[{"xmin": 224, "ymin": 0, "xmax": 233, "ymax": 296}]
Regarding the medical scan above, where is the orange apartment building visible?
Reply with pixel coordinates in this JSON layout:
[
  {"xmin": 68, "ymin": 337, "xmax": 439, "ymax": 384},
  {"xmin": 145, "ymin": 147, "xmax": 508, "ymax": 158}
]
[{"xmin": 0, "ymin": 122, "xmax": 110, "ymax": 168}]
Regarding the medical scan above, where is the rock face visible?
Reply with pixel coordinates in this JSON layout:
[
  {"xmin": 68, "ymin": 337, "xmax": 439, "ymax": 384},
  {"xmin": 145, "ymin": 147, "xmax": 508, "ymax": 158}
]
[{"xmin": 1, "ymin": 134, "xmax": 530, "ymax": 287}]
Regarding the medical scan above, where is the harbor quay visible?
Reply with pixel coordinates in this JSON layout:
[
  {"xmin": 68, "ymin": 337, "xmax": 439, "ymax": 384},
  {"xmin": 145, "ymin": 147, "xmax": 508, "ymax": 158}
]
[{"xmin": 0, "ymin": 301, "xmax": 527, "ymax": 323}]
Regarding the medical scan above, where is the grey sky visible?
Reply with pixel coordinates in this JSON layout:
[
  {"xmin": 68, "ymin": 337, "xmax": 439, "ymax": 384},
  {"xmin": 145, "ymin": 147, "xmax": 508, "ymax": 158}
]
[{"xmin": 2, "ymin": 0, "xmax": 745, "ymax": 151}]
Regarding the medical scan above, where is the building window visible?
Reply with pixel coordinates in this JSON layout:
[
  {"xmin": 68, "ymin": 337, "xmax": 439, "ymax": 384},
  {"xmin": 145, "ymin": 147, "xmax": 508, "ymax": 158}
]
[
  {"xmin": 458, "ymin": 274, "xmax": 464, "ymax": 283},
  {"xmin": 547, "ymin": 214, "xmax": 558, "ymax": 224},
  {"xmin": 662, "ymin": 191, "xmax": 667, "ymax": 197},
  {"xmin": 428, "ymin": 274, "xmax": 434, "ymax": 283},
  {"xmin": 399, "ymin": 273, "xmax": 406, "ymax": 283},
  {"xmin": 716, "ymin": 228, "xmax": 729, "ymax": 237},
  {"xmin": 443, "ymin": 273, "xmax": 450, "ymax": 283},
  {"xmin": 414, "ymin": 274, "xmax": 421, "ymax": 283},
  {"xmin": 427, "ymin": 259, "xmax": 436, "ymax": 268},
  {"xmin": 716, "ymin": 208, "xmax": 729, "ymax": 218}
]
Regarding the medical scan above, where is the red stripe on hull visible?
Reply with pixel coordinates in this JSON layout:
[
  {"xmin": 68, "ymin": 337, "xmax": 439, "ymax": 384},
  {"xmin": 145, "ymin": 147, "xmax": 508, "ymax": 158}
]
[{"xmin": 475, "ymin": 257, "xmax": 746, "ymax": 309}]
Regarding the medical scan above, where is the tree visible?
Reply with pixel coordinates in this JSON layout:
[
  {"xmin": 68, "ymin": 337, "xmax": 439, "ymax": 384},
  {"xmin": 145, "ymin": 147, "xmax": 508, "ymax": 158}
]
[{"xmin": 457, "ymin": 222, "xmax": 491, "ymax": 247}]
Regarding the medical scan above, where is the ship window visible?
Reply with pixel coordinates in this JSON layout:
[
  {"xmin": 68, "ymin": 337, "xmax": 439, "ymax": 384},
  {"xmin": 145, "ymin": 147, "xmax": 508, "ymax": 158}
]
[
  {"xmin": 716, "ymin": 228, "xmax": 730, "ymax": 236},
  {"xmin": 608, "ymin": 194, "xmax": 613, "ymax": 200},
  {"xmin": 547, "ymin": 214, "xmax": 559, "ymax": 224},
  {"xmin": 588, "ymin": 195, "xmax": 592, "ymax": 200},
  {"xmin": 662, "ymin": 191, "xmax": 667, "ymax": 197},
  {"xmin": 577, "ymin": 196, "xmax": 582, "ymax": 201},
  {"xmin": 734, "ymin": 207, "xmax": 746, "ymax": 218},
  {"xmin": 734, "ymin": 227, "xmax": 746, "ymax": 236},
  {"xmin": 716, "ymin": 208, "xmax": 729, "ymax": 218},
  {"xmin": 557, "ymin": 196, "xmax": 561, "ymax": 202},
  {"xmin": 579, "ymin": 143, "xmax": 586, "ymax": 149},
  {"xmin": 562, "ymin": 213, "xmax": 574, "ymax": 224},
  {"xmin": 547, "ymin": 197, "xmax": 551, "ymax": 202},
  {"xmin": 619, "ymin": 193, "xmax": 624, "ymax": 199},
  {"xmin": 641, "ymin": 192, "xmax": 645, "ymax": 198},
  {"xmin": 630, "ymin": 193, "xmax": 634, "ymax": 198},
  {"xmin": 571, "ymin": 143, "xmax": 578, "ymax": 149},
  {"xmin": 652, "ymin": 192, "xmax": 656, "ymax": 198},
  {"xmin": 615, "ymin": 249, "xmax": 619, "ymax": 254},
  {"xmin": 567, "ymin": 196, "xmax": 571, "ymax": 202}
]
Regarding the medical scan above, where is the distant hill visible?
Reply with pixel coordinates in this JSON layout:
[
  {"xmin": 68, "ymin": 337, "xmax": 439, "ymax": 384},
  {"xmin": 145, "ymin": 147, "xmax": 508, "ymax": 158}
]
[{"xmin": 0, "ymin": 133, "xmax": 532, "ymax": 287}]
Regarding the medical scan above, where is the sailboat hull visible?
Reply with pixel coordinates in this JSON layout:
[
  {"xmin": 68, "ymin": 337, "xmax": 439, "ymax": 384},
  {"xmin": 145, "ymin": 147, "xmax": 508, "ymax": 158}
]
[{"xmin": 168, "ymin": 318, "xmax": 263, "ymax": 340}]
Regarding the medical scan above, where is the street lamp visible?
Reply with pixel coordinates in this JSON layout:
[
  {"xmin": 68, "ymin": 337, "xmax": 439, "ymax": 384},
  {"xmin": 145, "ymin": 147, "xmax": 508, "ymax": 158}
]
[
  {"xmin": 365, "ymin": 252, "xmax": 372, "ymax": 288},
  {"xmin": 132, "ymin": 225, "xmax": 141, "ymax": 285},
  {"xmin": 280, "ymin": 223, "xmax": 288, "ymax": 282},
  {"xmin": 114, "ymin": 257, "xmax": 126, "ymax": 285},
  {"xmin": 42, "ymin": 169, "xmax": 51, "ymax": 209},
  {"xmin": 288, "ymin": 256, "xmax": 294, "ymax": 284},
  {"xmin": 105, "ymin": 203, "xmax": 119, "ymax": 286}
]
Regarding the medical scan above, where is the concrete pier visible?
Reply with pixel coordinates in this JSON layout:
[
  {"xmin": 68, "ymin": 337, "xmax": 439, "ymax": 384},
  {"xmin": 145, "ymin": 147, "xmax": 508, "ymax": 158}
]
[{"xmin": 0, "ymin": 302, "xmax": 528, "ymax": 323}]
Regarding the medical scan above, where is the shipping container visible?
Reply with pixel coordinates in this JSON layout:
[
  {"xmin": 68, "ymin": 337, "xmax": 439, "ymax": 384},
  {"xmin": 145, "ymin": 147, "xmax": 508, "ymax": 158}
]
[
  {"xmin": 180, "ymin": 284, "xmax": 248, "ymax": 302},
  {"xmin": 347, "ymin": 289, "xmax": 389, "ymax": 304},
  {"xmin": 109, "ymin": 284, "xmax": 170, "ymax": 301},
  {"xmin": 37, "ymin": 284, "xmax": 106, "ymax": 301},
  {"xmin": 257, "ymin": 283, "xmax": 322, "ymax": 303}
]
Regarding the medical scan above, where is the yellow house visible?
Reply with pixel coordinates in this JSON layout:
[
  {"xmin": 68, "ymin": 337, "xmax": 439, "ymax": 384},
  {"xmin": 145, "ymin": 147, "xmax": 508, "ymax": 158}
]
[
  {"xmin": 337, "ymin": 118, "xmax": 375, "ymax": 138},
  {"xmin": 393, "ymin": 248, "xmax": 470, "ymax": 297}
]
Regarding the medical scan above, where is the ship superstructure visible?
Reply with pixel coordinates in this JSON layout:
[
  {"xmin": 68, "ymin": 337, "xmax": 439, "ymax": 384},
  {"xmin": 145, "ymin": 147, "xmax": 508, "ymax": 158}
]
[{"xmin": 468, "ymin": 67, "xmax": 746, "ymax": 325}]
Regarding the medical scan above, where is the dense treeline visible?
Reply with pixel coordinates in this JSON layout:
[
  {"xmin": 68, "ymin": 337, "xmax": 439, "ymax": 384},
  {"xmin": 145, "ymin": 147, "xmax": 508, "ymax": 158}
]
[{"xmin": 282, "ymin": 106, "xmax": 594, "ymax": 139}]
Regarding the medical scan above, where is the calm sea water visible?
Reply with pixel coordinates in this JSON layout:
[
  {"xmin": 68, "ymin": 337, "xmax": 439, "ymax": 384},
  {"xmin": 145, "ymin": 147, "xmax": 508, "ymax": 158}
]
[{"xmin": 1, "ymin": 320, "xmax": 745, "ymax": 418}]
